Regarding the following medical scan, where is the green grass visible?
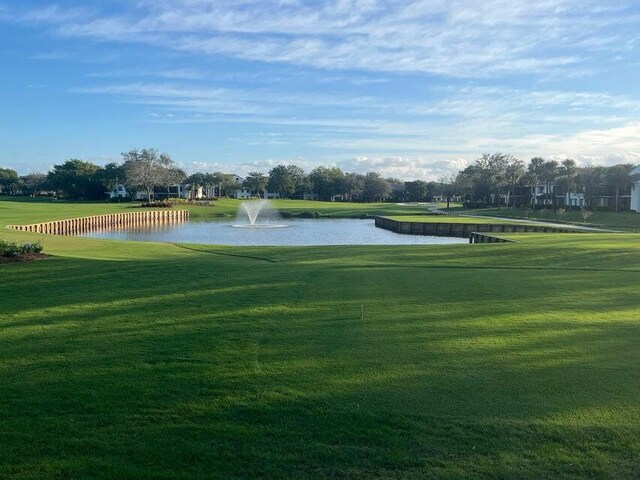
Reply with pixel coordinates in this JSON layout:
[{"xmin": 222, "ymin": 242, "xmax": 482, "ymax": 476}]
[
  {"xmin": 455, "ymin": 206, "xmax": 640, "ymax": 232},
  {"xmin": 383, "ymin": 215, "xmax": 540, "ymax": 225},
  {"xmin": 0, "ymin": 196, "xmax": 436, "ymax": 225},
  {"xmin": 1, "ymin": 199, "xmax": 640, "ymax": 479}
]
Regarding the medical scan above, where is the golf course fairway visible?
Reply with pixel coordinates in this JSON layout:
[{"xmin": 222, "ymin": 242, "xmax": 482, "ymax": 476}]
[{"xmin": 1, "ymin": 199, "xmax": 639, "ymax": 479}]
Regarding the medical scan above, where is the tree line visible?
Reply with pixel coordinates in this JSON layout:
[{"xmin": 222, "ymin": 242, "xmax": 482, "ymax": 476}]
[
  {"xmin": 454, "ymin": 153, "xmax": 635, "ymax": 211},
  {"xmin": 1, "ymin": 148, "xmax": 636, "ymax": 209},
  {"xmin": 0, "ymin": 148, "xmax": 450, "ymax": 203}
]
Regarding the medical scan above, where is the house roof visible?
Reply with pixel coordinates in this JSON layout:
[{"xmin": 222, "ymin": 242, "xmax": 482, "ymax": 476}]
[{"xmin": 629, "ymin": 165, "xmax": 640, "ymax": 181}]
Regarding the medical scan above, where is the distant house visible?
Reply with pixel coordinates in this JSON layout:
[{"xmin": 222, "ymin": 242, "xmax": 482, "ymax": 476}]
[
  {"xmin": 497, "ymin": 183, "xmax": 585, "ymax": 208},
  {"xmin": 630, "ymin": 166, "xmax": 640, "ymax": 212},
  {"xmin": 107, "ymin": 184, "xmax": 128, "ymax": 199},
  {"xmin": 228, "ymin": 174, "xmax": 280, "ymax": 199},
  {"xmin": 107, "ymin": 183, "xmax": 205, "ymax": 201}
]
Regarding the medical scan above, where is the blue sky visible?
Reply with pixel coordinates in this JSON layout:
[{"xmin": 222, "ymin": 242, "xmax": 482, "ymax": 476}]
[{"xmin": 1, "ymin": 0, "xmax": 640, "ymax": 179}]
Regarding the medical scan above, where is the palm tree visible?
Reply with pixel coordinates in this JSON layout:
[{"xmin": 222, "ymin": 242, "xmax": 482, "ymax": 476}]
[
  {"xmin": 527, "ymin": 157, "xmax": 545, "ymax": 207},
  {"xmin": 505, "ymin": 159, "xmax": 525, "ymax": 211},
  {"xmin": 556, "ymin": 159, "xmax": 578, "ymax": 209},
  {"xmin": 578, "ymin": 165, "xmax": 606, "ymax": 209},
  {"xmin": 540, "ymin": 160, "xmax": 559, "ymax": 208},
  {"xmin": 606, "ymin": 164, "xmax": 633, "ymax": 212}
]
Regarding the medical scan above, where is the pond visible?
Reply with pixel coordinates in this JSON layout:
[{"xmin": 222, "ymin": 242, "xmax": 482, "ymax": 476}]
[{"xmin": 80, "ymin": 218, "xmax": 467, "ymax": 247}]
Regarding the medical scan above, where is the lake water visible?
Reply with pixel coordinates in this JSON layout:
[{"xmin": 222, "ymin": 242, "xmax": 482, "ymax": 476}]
[{"xmin": 80, "ymin": 218, "xmax": 467, "ymax": 247}]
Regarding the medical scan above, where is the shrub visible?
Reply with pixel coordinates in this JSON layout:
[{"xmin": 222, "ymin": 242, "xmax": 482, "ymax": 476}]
[
  {"xmin": 0, "ymin": 239, "xmax": 43, "ymax": 258},
  {"xmin": 139, "ymin": 201, "xmax": 173, "ymax": 208}
]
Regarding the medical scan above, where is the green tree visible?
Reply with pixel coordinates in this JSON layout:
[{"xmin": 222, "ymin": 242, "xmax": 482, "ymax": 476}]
[
  {"xmin": 160, "ymin": 167, "xmax": 186, "ymax": 199},
  {"xmin": 0, "ymin": 168, "xmax": 20, "ymax": 195},
  {"xmin": 362, "ymin": 172, "xmax": 390, "ymax": 202},
  {"xmin": 286, "ymin": 165, "xmax": 310, "ymax": 197},
  {"xmin": 504, "ymin": 159, "xmax": 525, "ymax": 210},
  {"xmin": 47, "ymin": 159, "xmax": 103, "ymax": 200},
  {"xmin": 97, "ymin": 163, "xmax": 125, "ymax": 195},
  {"xmin": 556, "ymin": 159, "xmax": 578, "ymax": 209},
  {"xmin": 345, "ymin": 172, "xmax": 365, "ymax": 201},
  {"xmin": 606, "ymin": 164, "xmax": 633, "ymax": 212},
  {"xmin": 476, "ymin": 153, "xmax": 512, "ymax": 207},
  {"xmin": 578, "ymin": 165, "xmax": 606, "ymax": 209},
  {"xmin": 386, "ymin": 178, "xmax": 405, "ymax": 202},
  {"xmin": 526, "ymin": 157, "xmax": 546, "ymax": 207},
  {"xmin": 404, "ymin": 180, "xmax": 429, "ymax": 202},
  {"xmin": 541, "ymin": 160, "xmax": 560, "ymax": 207},
  {"xmin": 243, "ymin": 172, "xmax": 268, "ymax": 198},
  {"xmin": 20, "ymin": 173, "xmax": 47, "ymax": 195},
  {"xmin": 267, "ymin": 165, "xmax": 296, "ymax": 198},
  {"xmin": 122, "ymin": 148, "xmax": 172, "ymax": 202},
  {"xmin": 309, "ymin": 166, "xmax": 346, "ymax": 200},
  {"xmin": 211, "ymin": 173, "xmax": 237, "ymax": 197}
]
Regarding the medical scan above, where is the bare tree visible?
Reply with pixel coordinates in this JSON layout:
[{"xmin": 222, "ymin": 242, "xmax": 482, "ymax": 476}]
[
  {"xmin": 160, "ymin": 167, "xmax": 186, "ymax": 199},
  {"xmin": 122, "ymin": 148, "xmax": 173, "ymax": 202}
]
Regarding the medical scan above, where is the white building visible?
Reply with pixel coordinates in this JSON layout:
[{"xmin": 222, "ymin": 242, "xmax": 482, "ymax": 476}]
[
  {"xmin": 107, "ymin": 184, "xmax": 129, "ymax": 199},
  {"xmin": 530, "ymin": 183, "xmax": 584, "ymax": 207},
  {"xmin": 107, "ymin": 183, "xmax": 204, "ymax": 201},
  {"xmin": 228, "ymin": 174, "xmax": 280, "ymax": 199},
  {"xmin": 630, "ymin": 166, "xmax": 640, "ymax": 212}
]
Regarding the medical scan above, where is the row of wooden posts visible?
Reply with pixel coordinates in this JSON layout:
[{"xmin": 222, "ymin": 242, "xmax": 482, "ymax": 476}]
[
  {"xmin": 374, "ymin": 216, "xmax": 580, "ymax": 238},
  {"xmin": 8, "ymin": 210, "xmax": 190, "ymax": 235}
]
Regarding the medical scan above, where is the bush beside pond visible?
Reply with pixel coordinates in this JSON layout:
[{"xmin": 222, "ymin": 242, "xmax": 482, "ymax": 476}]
[{"xmin": 0, "ymin": 238, "xmax": 43, "ymax": 258}]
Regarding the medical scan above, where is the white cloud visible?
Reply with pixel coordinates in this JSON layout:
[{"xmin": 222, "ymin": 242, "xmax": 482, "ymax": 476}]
[{"xmin": 5, "ymin": 1, "xmax": 639, "ymax": 77}]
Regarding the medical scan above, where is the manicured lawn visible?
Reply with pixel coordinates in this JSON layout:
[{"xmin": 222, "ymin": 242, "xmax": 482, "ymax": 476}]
[
  {"xmin": 383, "ymin": 215, "xmax": 541, "ymax": 225},
  {"xmin": 455, "ymin": 206, "xmax": 640, "ymax": 232},
  {"xmin": 1, "ymin": 200, "xmax": 640, "ymax": 479},
  {"xmin": 0, "ymin": 196, "xmax": 435, "ymax": 227}
]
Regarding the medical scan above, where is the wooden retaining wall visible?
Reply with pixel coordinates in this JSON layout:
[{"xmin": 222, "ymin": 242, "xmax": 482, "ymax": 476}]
[
  {"xmin": 7, "ymin": 210, "xmax": 189, "ymax": 236},
  {"xmin": 469, "ymin": 232, "xmax": 516, "ymax": 244},
  {"xmin": 374, "ymin": 216, "xmax": 579, "ymax": 238}
]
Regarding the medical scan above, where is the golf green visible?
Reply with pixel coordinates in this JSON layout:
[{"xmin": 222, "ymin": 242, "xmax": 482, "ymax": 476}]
[{"xmin": 1, "ymin": 199, "xmax": 639, "ymax": 479}]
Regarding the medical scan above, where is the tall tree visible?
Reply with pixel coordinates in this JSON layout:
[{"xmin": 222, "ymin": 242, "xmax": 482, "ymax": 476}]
[
  {"xmin": 286, "ymin": 165, "xmax": 310, "ymax": 197},
  {"xmin": 160, "ymin": 167, "xmax": 186, "ymax": 199},
  {"xmin": 362, "ymin": 172, "xmax": 390, "ymax": 202},
  {"xmin": 578, "ymin": 165, "xmax": 606, "ymax": 209},
  {"xmin": 243, "ymin": 172, "xmax": 268, "ymax": 197},
  {"xmin": 504, "ymin": 159, "xmax": 525, "ymax": 210},
  {"xmin": 476, "ymin": 153, "xmax": 511, "ymax": 207},
  {"xmin": 404, "ymin": 180, "xmax": 429, "ymax": 202},
  {"xmin": 20, "ymin": 173, "xmax": 47, "ymax": 195},
  {"xmin": 345, "ymin": 172, "xmax": 365, "ymax": 201},
  {"xmin": 122, "ymin": 148, "xmax": 172, "ymax": 202},
  {"xmin": 526, "ymin": 157, "xmax": 546, "ymax": 207},
  {"xmin": 556, "ymin": 159, "xmax": 578, "ymax": 209},
  {"xmin": 309, "ymin": 166, "xmax": 346, "ymax": 199},
  {"xmin": 606, "ymin": 164, "xmax": 633, "ymax": 212},
  {"xmin": 97, "ymin": 163, "xmax": 125, "ymax": 195},
  {"xmin": 267, "ymin": 165, "xmax": 296, "ymax": 198},
  {"xmin": 0, "ymin": 168, "xmax": 20, "ymax": 195},
  {"xmin": 211, "ymin": 173, "xmax": 238, "ymax": 197},
  {"xmin": 541, "ymin": 160, "xmax": 560, "ymax": 207},
  {"xmin": 47, "ymin": 159, "xmax": 103, "ymax": 200}
]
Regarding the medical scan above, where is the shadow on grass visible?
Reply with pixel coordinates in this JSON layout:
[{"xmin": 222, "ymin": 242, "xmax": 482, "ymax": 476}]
[{"xmin": 1, "ymin": 249, "xmax": 640, "ymax": 479}]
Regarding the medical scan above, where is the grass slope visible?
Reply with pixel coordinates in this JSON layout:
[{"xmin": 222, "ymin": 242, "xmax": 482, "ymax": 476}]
[
  {"xmin": 383, "ymin": 215, "xmax": 541, "ymax": 225},
  {"xmin": 0, "ymin": 196, "xmax": 436, "ymax": 225},
  {"xmin": 456, "ymin": 207, "xmax": 640, "ymax": 232},
  {"xmin": 1, "ymin": 200, "xmax": 639, "ymax": 479}
]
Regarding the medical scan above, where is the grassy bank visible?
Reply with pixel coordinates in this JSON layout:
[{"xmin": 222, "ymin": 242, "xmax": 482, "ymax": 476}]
[
  {"xmin": 383, "ymin": 215, "xmax": 542, "ymax": 225},
  {"xmin": 0, "ymin": 196, "xmax": 435, "ymax": 225},
  {"xmin": 1, "ymin": 200, "xmax": 639, "ymax": 479},
  {"xmin": 455, "ymin": 206, "xmax": 640, "ymax": 232}
]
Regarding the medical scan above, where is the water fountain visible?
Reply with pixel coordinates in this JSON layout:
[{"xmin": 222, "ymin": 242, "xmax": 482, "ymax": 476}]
[{"xmin": 233, "ymin": 199, "xmax": 288, "ymax": 228}]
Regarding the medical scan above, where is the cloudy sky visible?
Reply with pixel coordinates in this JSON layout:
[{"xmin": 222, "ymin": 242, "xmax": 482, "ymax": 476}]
[{"xmin": 1, "ymin": 0, "xmax": 640, "ymax": 179}]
